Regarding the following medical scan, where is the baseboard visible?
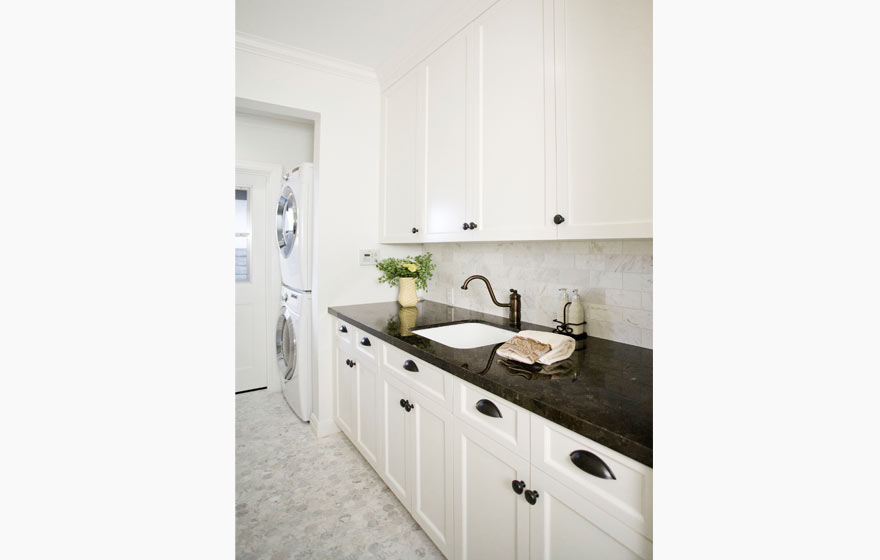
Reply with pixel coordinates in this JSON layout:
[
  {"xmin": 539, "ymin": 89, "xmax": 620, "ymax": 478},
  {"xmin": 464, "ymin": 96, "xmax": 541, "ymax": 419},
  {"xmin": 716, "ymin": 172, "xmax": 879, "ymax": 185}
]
[{"xmin": 309, "ymin": 413, "xmax": 340, "ymax": 438}]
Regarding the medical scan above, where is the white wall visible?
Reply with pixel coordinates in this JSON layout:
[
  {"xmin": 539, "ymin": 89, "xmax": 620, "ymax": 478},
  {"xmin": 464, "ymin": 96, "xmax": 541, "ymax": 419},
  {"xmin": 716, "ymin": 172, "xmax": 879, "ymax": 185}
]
[
  {"xmin": 236, "ymin": 47, "xmax": 420, "ymax": 436},
  {"xmin": 235, "ymin": 112, "xmax": 314, "ymax": 173}
]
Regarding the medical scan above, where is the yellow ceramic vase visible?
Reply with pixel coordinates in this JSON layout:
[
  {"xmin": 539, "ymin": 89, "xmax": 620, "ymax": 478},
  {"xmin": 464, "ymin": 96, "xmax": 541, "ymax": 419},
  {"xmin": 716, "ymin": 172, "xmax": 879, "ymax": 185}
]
[{"xmin": 397, "ymin": 277, "xmax": 418, "ymax": 307}]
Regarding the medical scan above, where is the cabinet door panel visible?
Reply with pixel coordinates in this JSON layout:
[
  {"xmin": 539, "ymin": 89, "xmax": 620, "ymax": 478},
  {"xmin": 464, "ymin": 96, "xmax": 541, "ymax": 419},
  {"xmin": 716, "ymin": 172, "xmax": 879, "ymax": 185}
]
[
  {"xmin": 454, "ymin": 422, "xmax": 529, "ymax": 560},
  {"xmin": 530, "ymin": 467, "xmax": 652, "ymax": 560},
  {"xmin": 335, "ymin": 346, "xmax": 356, "ymax": 439},
  {"xmin": 472, "ymin": 0, "xmax": 556, "ymax": 241},
  {"xmin": 355, "ymin": 360, "xmax": 381, "ymax": 469},
  {"xmin": 411, "ymin": 390, "xmax": 455, "ymax": 558},
  {"xmin": 381, "ymin": 70, "xmax": 421, "ymax": 242},
  {"xmin": 422, "ymin": 30, "xmax": 471, "ymax": 241},
  {"xmin": 555, "ymin": 0, "xmax": 652, "ymax": 239},
  {"xmin": 379, "ymin": 371, "xmax": 411, "ymax": 507}
]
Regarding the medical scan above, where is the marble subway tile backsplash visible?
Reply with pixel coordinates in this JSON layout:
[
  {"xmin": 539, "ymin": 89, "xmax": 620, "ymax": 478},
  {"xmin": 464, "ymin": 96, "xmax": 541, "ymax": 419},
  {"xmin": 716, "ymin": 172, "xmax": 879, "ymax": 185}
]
[{"xmin": 424, "ymin": 239, "xmax": 653, "ymax": 349}]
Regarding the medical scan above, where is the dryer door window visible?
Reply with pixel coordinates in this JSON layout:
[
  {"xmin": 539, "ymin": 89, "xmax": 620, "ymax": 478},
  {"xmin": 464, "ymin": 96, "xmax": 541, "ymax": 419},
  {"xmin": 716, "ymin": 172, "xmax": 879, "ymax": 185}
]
[
  {"xmin": 283, "ymin": 319, "xmax": 297, "ymax": 381},
  {"xmin": 275, "ymin": 311, "xmax": 290, "ymax": 372},
  {"xmin": 276, "ymin": 186, "xmax": 298, "ymax": 258}
]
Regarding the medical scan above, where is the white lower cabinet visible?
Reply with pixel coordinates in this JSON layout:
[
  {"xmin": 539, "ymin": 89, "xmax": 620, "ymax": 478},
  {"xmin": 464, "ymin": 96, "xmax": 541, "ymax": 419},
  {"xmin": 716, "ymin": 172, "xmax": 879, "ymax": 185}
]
[
  {"xmin": 355, "ymin": 358, "xmax": 381, "ymax": 469},
  {"xmin": 377, "ymin": 368, "xmax": 455, "ymax": 558},
  {"xmin": 454, "ymin": 421, "xmax": 530, "ymax": 560},
  {"xmin": 334, "ymin": 343, "xmax": 356, "ymax": 440},
  {"xmin": 529, "ymin": 467, "xmax": 652, "ymax": 560},
  {"xmin": 333, "ymin": 330, "xmax": 652, "ymax": 560}
]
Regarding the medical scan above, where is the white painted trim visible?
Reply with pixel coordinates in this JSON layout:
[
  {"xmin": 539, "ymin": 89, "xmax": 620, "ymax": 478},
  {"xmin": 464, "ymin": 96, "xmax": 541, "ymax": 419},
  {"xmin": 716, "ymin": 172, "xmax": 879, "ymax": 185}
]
[
  {"xmin": 310, "ymin": 412, "xmax": 340, "ymax": 438},
  {"xmin": 236, "ymin": 31, "xmax": 378, "ymax": 84},
  {"xmin": 236, "ymin": 160, "xmax": 283, "ymax": 394}
]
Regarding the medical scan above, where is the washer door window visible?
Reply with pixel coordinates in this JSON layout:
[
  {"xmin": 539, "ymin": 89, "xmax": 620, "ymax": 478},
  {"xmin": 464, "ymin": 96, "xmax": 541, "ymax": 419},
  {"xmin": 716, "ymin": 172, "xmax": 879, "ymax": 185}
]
[
  {"xmin": 276, "ymin": 185, "xmax": 298, "ymax": 258},
  {"xmin": 275, "ymin": 311, "xmax": 297, "ymax": 381}
]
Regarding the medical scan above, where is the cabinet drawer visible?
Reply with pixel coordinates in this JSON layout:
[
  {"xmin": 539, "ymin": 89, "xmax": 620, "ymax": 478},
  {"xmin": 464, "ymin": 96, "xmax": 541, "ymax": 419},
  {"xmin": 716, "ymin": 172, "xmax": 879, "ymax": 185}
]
[
  {"xmin": 335, "ymin": 318, "xmax": 353, "ymax": 345},
  {"xmin": 531, "ymin": 416, "xmax": 652, "ymax": 540},
  {"xmin": 382, "ymin": 344, "xmax": 452, "ymax": 409},
  {"xmin": 353, "ymin": 328, "xmax": 378, "ymax": 364},
  {"xmin": 453, "ymin": 378, "xmax": 530, "ymax": 459}
]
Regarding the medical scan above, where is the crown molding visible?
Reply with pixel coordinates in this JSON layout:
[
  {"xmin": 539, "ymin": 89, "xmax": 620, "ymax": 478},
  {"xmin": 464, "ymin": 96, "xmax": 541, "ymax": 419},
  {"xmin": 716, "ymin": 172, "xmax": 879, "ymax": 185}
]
[
  {"xmin": 376, "ymin": 0, "xmax": 499, "ymax": 90},
  {"xmin": 236, "ymin": 31, "xmax": 378, "ymax": 84}
]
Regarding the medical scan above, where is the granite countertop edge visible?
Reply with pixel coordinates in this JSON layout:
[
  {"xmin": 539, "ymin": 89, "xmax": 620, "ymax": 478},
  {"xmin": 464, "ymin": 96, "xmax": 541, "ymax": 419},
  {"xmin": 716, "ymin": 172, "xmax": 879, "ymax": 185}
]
[{"xmin": 328, "ymin": 301, "xmax": 652, "ymax": 467}]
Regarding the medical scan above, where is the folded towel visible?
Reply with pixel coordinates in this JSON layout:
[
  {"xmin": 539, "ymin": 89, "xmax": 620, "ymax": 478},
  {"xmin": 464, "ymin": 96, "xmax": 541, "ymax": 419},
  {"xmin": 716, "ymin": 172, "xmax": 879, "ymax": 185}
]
[{"xmin": 497, "ymin": 330, "xmax": 575, "ymax": 365}]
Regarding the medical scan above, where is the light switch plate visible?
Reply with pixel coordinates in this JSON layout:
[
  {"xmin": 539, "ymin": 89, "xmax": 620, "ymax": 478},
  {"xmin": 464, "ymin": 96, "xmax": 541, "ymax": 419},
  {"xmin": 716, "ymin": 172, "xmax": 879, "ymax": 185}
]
[{"xmin": 359, "ymin": 249, "xmax": 378, "ymax": 266}]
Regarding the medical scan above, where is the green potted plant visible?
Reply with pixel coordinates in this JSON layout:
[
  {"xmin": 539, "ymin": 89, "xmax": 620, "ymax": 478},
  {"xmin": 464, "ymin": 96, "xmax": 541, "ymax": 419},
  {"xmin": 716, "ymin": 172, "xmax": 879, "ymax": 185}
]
[{"xmin": 376, "ymin": 253, "xmax": 436, "ymax": 307}]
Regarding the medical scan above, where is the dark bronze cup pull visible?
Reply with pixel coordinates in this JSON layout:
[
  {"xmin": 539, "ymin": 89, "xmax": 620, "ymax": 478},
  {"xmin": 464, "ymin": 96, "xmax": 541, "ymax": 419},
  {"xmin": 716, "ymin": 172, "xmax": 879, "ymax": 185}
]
[
  {"xmin": 339, "ymin": 325, "xmax": 348, "ymax": 333},
  {"xmin": 360, "ymin": 337, "xmax": 371, "ymax": 346},
  {"xmin": 569, "ymin": 450, "xmax": 616, "ymax": 480},
  {"xmin": 511, "ymin": 480, "xmax": 525, "ymax": 495},
  {"xmin": 403, "ymin": 360, "xmax": 419, "ymax": 372},
  {"xmin": 475, "ymin": 399, "xmax": 502, "ymax": 418}
]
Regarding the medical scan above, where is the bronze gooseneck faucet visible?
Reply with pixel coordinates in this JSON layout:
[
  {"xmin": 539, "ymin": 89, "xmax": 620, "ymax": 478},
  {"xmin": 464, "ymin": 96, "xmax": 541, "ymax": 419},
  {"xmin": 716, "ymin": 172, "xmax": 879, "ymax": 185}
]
[{"xmin": 460, "ymin": 275, "xmax": 521, "ymax": 326}]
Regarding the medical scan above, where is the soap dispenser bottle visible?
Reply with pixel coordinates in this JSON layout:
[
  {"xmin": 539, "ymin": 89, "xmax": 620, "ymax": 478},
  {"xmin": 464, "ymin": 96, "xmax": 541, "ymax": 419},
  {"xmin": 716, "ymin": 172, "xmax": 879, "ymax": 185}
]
[
  {"xmin": 569, "ymin": 289, "xmax": 585, "ymax": 335},
  {"xmin": 557, "ymin": 288, "xmax": 570, "ymax": 329}
]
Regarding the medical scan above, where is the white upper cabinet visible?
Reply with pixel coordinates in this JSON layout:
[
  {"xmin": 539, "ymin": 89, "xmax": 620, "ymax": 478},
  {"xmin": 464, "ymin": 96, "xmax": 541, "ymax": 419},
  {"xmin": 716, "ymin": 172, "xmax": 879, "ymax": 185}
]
[
  {"xmin": 554, "ymin": 0, "xmax": 653, "ymax": 239},
  {"xmin": 422, "ymin": 30, "xmax": 472, "ymax": 242},
  {"xmin": 380, "ymin": 69, "xmax": 422, "ymax": 242},
  {"xmin": 471, "ymin": 0, "xmax": 556, "ymax": 241},
  {"xmin": 378, "ymin": 0, "xmax": 652, "ymax": 243}
]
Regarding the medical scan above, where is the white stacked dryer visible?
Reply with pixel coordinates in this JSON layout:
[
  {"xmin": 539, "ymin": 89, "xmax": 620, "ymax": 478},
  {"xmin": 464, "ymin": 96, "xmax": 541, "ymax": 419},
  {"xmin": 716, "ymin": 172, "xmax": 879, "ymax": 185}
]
[{"xmin": 274, "ymin": 163, "xmax": 314, "ymax": 421}]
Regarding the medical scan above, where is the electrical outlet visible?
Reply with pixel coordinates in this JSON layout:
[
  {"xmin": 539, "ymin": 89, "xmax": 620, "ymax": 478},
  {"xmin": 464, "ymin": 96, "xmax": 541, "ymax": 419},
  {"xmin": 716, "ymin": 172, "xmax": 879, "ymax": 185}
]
[{"xmin": 359, "ymin": 249, "xmax": 378, "ymax": 266}]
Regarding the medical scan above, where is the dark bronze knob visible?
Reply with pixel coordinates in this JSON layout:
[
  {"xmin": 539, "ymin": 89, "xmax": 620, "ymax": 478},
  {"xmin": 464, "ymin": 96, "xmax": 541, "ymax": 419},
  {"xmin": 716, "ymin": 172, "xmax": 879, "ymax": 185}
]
[
  {"xmin": 553, "ymin": 214, "xmax": 565, "ymax": 225},
  {"xmin": 405, "ymin": 401, "xmax": 414, "ymax": 412},
  {"xmin": 412, "ymin": 227, "xmax": 419, "ymax": 234},
  {"xmin": 400, "ymin": 398, "xmax": 406, "ymax": 408},
  {"xmin": 345, "ymin": 359, "xmax": 355, "ymax": 368},
  {"xmin": 469, "ymin": 222, "xmax": 477, "ymax": 230},
  {"xmin": 524, "ymin": 489, "xmax": 540, "ymax": 505},
  {"xmin": 511, "ymin": 480, "xmax": 525, "ymax": 495},
  {"xmin": 462, "ymin": 222, "xmax": 470, "ymax": 230}
]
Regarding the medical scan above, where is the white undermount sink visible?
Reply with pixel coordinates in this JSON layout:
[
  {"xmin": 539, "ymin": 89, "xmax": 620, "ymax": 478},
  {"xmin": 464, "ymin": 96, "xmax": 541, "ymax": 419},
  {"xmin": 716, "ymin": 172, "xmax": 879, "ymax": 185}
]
[{"xmin": 412, "ymin": 322, "xmax": 518, "ymax": 349}]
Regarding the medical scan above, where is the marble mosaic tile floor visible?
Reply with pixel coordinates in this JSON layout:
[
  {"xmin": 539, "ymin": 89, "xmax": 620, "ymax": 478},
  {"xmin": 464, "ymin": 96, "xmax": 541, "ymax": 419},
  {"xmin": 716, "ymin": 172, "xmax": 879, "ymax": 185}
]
[{"xmin": 236, "ymin": 390, "xmax": 445, "ymax": 560}]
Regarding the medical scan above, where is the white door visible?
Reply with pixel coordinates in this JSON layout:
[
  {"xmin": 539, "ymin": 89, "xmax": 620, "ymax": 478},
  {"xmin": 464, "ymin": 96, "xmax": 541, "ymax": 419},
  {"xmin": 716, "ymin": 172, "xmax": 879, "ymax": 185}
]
[
  {"xmin": 235, "ymin": 169, "xmax": 268, "ymax": 392},
  {"xmin": 471, "ymin": 0, "xmax": 557, "ymax": 242},
  {"xmin": 355, "ymin": 360, "xmax": 381, "ymax": 469},
  {"xmin": 422, "ymin": 29, "xmax": 472, "ymax": 242},
  {"xmin": 380, "ymin": 69, "xmax": 422, "ymax": 242},
  {"xmin": 554, "ymin": 0, "xmax": 653, "ymax": 239},
  {"xmin": 454, "ymin": 421, "xmax": 530, "ymax": 560},
  {"xmin": 410, "ymin": 389, "xmax": 455, "ymax": 558},
  {"xmin": 529, "ymin": 467, "xmax": 652, "ymax": 560},
  {"xmin": 379, "ymin": 371, "xmax": 412, "ymax": 507},
  {"xmin": 335, "ymin": 345, "xmax": 357, "ymax": 439}
]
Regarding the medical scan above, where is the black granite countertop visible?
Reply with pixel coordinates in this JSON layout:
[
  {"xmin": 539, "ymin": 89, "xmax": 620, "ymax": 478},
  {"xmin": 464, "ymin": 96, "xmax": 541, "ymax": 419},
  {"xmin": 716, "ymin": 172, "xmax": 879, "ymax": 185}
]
[{"xmin": 328, "ymin": 301, "xmax": 652, "ymax": 467}]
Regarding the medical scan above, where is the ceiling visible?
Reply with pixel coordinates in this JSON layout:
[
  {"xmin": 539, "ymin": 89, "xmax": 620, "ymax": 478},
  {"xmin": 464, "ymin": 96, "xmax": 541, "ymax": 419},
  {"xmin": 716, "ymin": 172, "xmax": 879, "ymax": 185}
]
[{"xmin": 235, "ymin": 0, "xmax": 449, "ymax": 69}]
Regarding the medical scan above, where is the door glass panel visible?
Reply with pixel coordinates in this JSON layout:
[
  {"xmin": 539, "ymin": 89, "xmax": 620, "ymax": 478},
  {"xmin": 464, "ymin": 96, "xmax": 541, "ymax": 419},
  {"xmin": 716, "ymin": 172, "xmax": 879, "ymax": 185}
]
[
  {"xmin": 235, "ymin": 188, "xmax": 250, "ymax": 282},
  {"xmin": 277, "ymin": 188, "xmax": 298, "ymax": 256},
  {"xmin": 284, "ymin": 321, "xmax": 297, "ymax": 380}
]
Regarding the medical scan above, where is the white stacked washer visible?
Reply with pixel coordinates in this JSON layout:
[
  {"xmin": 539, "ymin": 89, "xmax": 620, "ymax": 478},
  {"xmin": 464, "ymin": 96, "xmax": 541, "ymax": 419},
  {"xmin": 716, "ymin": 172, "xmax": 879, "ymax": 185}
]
[
  {"xmin": 275, "ymin": 163, "xmax": 314, "ymax": 421},
  {"xmin": 275, "ymin": 286, "xmax": 311, "ymax": 421}
]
